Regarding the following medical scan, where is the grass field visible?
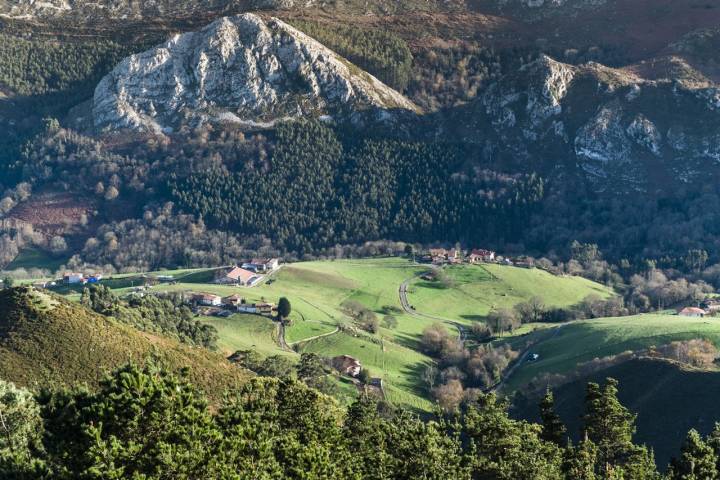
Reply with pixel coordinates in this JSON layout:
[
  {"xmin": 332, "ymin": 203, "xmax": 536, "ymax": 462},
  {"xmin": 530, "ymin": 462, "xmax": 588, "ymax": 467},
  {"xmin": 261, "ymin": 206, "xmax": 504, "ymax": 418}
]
[
  {"xmin": 46, "ymin": 257, "xmax": 619, "ymax": 411},
  {"xmin": 406, "ymin": 264, "xmax": 614, "ymax": 328},
  {"xmin": 506, "ymin": 313, "xmax": 720, "ymax": 389},
  {"xmin": 300, "ymin": 330, "xmax": 434, "ymax": 411},
  {"xmin": 202, "ymin": 314, "xmax": 290, "ymax": 358},
  {"xmin": 0, "ymin": 287, "xmax": 249, "ymax": 403}
]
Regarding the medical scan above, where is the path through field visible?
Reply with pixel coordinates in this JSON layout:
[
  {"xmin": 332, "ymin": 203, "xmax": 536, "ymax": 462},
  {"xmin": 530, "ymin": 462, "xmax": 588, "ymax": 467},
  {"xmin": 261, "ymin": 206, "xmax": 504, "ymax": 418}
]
[{"xmin": 398, "ymin": 270, "xmax": 467, "ymax": 346}]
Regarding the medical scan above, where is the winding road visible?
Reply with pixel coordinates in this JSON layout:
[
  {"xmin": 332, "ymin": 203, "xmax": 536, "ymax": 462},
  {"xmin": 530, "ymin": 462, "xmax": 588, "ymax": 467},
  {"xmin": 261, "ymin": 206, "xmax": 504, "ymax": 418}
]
[
  {"xmin": 398, "ymin": 272, "xmax": 468, "ymax": 346},
  {"xmin": 398, "ymin": 270, "xmax": 564, "ymax": 393}
]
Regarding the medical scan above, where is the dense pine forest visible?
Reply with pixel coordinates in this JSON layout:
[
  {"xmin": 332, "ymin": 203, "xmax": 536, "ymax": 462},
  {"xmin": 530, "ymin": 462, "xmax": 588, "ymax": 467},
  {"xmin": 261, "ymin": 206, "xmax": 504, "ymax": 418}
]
[{"xmin": 169, "ymin": 121, "xmax": 544, "ymax": 253}]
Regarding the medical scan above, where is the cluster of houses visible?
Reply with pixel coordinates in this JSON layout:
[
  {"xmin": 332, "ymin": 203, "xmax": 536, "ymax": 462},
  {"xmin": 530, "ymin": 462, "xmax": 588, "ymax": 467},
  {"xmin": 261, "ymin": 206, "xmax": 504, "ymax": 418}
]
[
  {"xmin": 422, "ymin": 248, "xmax": 497, "ymax": 265},
  {"xmin": 33, "ymin": 272, "xmax": 108, "ymax": 289},
  {"xmin": 189, "ymin": 292, "xmax": 276, "ymax": 316},
  {"xmin": 421, "ymin": 248, "xmax": 540, "ymax": 268},
  {"xmin": 62, "ymin": 272, "xmax": 103, "ymax": 285},
  {"xmin": 214, "ymin": 258, "xmax": 280, "ymax": 287}
]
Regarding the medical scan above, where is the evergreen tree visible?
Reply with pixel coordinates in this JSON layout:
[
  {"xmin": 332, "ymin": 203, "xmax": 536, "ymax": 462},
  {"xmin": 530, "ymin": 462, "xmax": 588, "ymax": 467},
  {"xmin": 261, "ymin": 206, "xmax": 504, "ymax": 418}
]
[
  {"xmin": 277, "ymin": 297, "xmax": 292, "ymax": 320},
  {"xmin": 539, "ymin": 389, "xmax": 566, "ymax": 445},
  {"xmin": 37, "ymin": 363, "xmax": 222, "ymax": 478},
  {"xmin": 669, "ymin": 429, "xmax": 718, "ymax": 480},
  {"xmin": 562, "ymin": 436, "xmax": 598, "ymax": 480},
  {"xmin": 581, "ymin": 378, "xmax": 657, "ymax": 478},
  {"xmin": 343, "ymin": 395, "xmax": 395, "ymax": 478},
  {"xmin": 582, "ymin": 379, "xmax": 635, "ymax": 459},
  {"xmin": 705, "ymin": 423, "xmax": 720, "ymax": 474},
  {"xmin": 463, "ymin": 393, "xmax": 563, "ymax": 479}
]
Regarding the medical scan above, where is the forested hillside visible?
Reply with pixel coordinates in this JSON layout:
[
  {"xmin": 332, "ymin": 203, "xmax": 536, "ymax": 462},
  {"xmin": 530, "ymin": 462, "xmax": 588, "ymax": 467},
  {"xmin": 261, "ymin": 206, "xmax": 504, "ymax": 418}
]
[
  {"xmin": 0, "ymin": 360, "xmax": 710, "ymax": 479},
  {"xmin": 169, "ymin": 121, "xmax": 544, "ymax": 253},
  {"xmin": 0, "ymin": 287, "xmax": 247, "ymax": 397}
]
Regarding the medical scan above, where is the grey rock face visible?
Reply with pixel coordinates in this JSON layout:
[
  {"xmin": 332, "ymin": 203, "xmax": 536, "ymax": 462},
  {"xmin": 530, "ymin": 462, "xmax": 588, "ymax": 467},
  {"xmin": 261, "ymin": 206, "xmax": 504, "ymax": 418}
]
[
  {"xmin": 458, "ymin": 55, "xmax": 720, "ymax": 192},
  {"xmin": 92, "ymin": 14, "xmax": 418, "ymax": 133}
]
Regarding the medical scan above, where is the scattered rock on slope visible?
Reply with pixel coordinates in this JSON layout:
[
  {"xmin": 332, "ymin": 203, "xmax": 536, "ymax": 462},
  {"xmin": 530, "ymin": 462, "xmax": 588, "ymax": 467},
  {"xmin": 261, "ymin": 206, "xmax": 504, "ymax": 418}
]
[{"xmin": 92, "ymin": 13, "xmax": 418, "ymax": 133}]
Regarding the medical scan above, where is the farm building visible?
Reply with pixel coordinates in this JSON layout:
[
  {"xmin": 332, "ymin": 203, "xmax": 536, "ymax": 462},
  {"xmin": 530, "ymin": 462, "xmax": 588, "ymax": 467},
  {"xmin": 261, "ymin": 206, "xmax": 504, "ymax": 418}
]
[
  {"xmin": 63, "ymin": 272, "xmax": 85, "ymax": 284},
  {"xmin": 448, "ymin": 248, "xmax": 462, "ymax": 263},
  {"xmin": 237, "ymin": 301, "xmax": 275, "ymax": 314},
  {"xmin": 679, "ymin": 307, "xmax": 706, "ymax": 318},
  {"xmin": 215, "ymin": 266, "xmax": 261, "ymax": 286},
  {"xmin": 192, "ymin": 293, "xmax": 222, "ymax": 307},
  {"xmin": 331, "ymin": 355, "xmax": 362, "ymax": 378},
  {"xmin": 468, "ymin": 249, "xmax": 496, "ymax": 263},
  {"xmin": 223, "ymin": 294, "xmax": 245, "ymax": 307},
  {"xmin": 241, "ymin": 258, "xmax": 280, "ymax": 273}
]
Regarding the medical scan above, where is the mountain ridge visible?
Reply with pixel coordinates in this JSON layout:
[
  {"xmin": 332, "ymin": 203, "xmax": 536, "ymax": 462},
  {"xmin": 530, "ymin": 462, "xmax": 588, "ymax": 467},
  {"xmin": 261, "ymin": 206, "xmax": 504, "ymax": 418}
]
[{"xmin": 92, "ymin": 13, "xmax": 418, "ymax": 133}]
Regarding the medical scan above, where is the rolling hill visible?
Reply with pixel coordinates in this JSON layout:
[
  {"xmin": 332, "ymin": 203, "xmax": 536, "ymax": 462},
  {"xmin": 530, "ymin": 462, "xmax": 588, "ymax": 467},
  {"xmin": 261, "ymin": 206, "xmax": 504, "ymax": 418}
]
[
  {"xmin": 0, "ymin": 286, "xmax": 250, "ymax": 400},
  {"xmin": 69, "ymin": 258, "xmax": 615, "ymax": 411},
  {"xmin": 505, "ymin": 313, "xmax": 720, "ymax": 390},
  {"xmin": 515, "ymin": 357, "xmax": 720, "ymax": 468}
]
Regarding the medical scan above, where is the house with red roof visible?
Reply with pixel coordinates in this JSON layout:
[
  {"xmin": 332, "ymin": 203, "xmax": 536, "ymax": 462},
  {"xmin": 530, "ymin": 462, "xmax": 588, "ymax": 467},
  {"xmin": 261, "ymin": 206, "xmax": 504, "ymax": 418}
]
[
  {"xmin": 215, "ymin": 266, "xmax": 261, "ymax": 286},
  {"xmin": 679, "ymin": 307, "xmax": 706, "ymax": 318}
]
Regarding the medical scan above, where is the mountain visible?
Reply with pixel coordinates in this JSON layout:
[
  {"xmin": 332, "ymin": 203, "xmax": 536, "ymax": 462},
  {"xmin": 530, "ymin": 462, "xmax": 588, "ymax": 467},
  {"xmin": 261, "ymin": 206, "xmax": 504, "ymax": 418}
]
[
  {"xmin": 92, "ymin": 13, "xmax": 418, "ymax": 133},
  {"xmin": 443, "ymin": 54, "xmax": 720, "ymax": 192},
  {"xmin": 0, "ymin": 286, "xmax": 249, "ymax": 399}
]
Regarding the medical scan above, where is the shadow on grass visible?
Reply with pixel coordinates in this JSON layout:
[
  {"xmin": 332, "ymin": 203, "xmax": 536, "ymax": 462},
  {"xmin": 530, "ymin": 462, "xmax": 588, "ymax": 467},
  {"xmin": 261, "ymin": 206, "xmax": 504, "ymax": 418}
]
[
  {"xmin": 415, "ymin": 281, "xmax": 450, "ymax": 290},
  {"xmin": 398, "ymin": 360, "xmax": 435, "ymax": 410},
  {"xmin": 392, "ymin": 332, "xmax": 424, "ymax": 352}
]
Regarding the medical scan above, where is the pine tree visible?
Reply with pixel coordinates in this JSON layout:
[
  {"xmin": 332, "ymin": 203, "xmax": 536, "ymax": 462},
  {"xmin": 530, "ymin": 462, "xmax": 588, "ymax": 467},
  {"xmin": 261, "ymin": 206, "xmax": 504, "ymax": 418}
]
[
  {"xmin": 562, "ymin": 436, "xmax": 598, "ymax": 480},
  {"xmin": 669, "ymin": 429, "xmax": 718, "ymax": 480},
  {"xmin": 539, "ymin": 389, "xmax": 566, "ymax": 445},
  {"xmin": 582, "ymin": 379, "xmax": 635, "ymax": 461},
  {"xmin": 581, "ymin": 378, "xmax": 658, "ymax": 478}
]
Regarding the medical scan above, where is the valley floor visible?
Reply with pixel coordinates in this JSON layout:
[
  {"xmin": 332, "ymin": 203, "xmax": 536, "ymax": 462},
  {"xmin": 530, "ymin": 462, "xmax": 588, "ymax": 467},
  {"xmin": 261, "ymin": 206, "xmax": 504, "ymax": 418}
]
[{"xmin": 29, "ymin": 256, "xmax": 720, "ymax": 412}]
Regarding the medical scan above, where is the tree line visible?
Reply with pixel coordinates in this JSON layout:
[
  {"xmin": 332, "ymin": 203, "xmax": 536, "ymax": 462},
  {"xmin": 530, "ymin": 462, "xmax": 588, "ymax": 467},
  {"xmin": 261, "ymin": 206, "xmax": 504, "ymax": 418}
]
[
  {"xmin": 2, "ymin": 362, "xmax": 718, "ymax": 478},
  {"xmin": 80, "ymin": 284, "xmax": 219, "ymax": 349}
]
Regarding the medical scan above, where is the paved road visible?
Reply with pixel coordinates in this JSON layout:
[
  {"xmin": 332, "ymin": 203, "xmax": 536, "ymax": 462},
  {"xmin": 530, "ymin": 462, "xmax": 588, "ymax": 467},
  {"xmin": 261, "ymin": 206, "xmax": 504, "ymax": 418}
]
[
  {"xmin": 488, "ymin": 323, "xmax": 567, "ymax": 393},
  {"xmin": 399, "ymin": 272, "xmax": 467, "ymax": 346}
]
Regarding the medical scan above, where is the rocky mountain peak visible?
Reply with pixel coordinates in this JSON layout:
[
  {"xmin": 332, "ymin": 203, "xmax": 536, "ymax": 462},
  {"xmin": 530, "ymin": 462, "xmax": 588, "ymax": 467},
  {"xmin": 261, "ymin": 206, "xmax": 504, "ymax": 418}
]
[{"xmin": 92, "ymin": 13, "xmax": 418, "ymax": 133}]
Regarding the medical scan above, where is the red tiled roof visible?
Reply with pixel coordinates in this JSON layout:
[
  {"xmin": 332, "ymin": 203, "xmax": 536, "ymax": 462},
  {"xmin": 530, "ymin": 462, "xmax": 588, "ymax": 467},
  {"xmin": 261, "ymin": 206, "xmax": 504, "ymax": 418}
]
[
  {"xmin": 224, "ymin": 267, "xmax": 257, "ymax": 282},
  {"xmin": 680, "ymin": 307, "xmax": 706, "ymax": 315}
]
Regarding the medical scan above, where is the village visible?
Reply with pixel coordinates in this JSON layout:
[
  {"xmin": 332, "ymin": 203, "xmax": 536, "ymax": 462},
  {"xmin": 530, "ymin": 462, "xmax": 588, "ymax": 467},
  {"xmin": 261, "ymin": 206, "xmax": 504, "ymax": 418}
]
[
  {"xmin": 20, "ymin": 249, "xmax": 720, "ymax": 389},
  {"xmin": 30, "ymin": 248, "xmax": 720, "ymax": 321}
]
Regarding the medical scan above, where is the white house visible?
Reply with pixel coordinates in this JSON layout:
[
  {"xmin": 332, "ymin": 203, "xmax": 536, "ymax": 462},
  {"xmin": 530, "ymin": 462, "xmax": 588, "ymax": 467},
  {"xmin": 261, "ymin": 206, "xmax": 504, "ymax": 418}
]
[
  {"xmin": 193, "ymin": 293, "xmax": 222, "ymax": 307},
  {"xmin": 331, "ymin": 355, "xmax": 362, "ymax": 378},
  {"xmin": 242, "ymin": 258, "xmax": 280, "ymax": 273},
  {"xmin": 63, "ymin": 272, "xmax": 84, "ymax": 285},
  {"xmin": 679, "ymin": 307, "xmax": 706, "ymax": 318}
]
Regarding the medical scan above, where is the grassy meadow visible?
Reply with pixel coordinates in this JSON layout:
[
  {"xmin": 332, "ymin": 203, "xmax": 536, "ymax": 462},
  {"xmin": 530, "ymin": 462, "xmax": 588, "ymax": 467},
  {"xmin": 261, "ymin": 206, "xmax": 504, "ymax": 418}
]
[
  {"xmin": 506, "ymin": 313, "xmax": 720, "ymax": 389},
  {"xmin": 405, "ymin": 264, "xmax": 614, "ymax": 328},
  {"xmin": 45, "ymin": 257, "xmax": 624, "ymax": 411}
]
